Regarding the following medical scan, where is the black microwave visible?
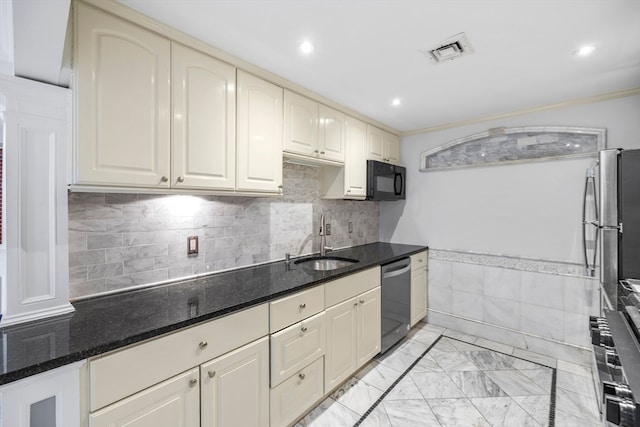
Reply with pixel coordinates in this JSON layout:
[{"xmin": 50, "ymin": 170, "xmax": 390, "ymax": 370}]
[{"xmin": 366, "ymin": 160, "xmax": 406, "ymax": 201}]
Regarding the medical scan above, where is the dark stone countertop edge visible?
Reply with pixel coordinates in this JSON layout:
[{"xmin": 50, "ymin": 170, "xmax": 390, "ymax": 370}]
[{"xmin": 0, "ymin": 243, "xmax": 428, "ymax": 385}]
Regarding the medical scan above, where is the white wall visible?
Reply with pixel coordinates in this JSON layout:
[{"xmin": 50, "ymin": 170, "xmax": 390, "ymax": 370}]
[{"xmin": 380, "ymin": 94, "xmax": 640, "ymax": 262}]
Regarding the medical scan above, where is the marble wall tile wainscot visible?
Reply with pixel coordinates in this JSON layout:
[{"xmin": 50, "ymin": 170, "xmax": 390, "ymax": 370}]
[
  {"xmin": 427, "ymin": 249, "xmax": 599, "ymax": 362},
  {"xmin": 68, "ymin": 163, "xmax": 379, "ymax": 299}
]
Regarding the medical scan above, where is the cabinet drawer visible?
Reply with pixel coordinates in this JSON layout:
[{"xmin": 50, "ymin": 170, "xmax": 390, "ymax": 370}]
[
  {"xmin": 270, "ymin": 357, "xmax": 324, "ymax": 427},
  {"xmin": 271, "ymin": 311, "xmax": 326, "ymax": 387},
  {"xmin": 270, "ymin": 285, "xmax": 324, "ymax": 333},
  {"xmin": 325, "ymin": 267, "xmax": 380, "ymax": 307},
  {"xmin": 411, "ymin": 251, "xmax": 428, "ymax": 271},
  {"xmin": 89, "ymin": 303, "xmax": 268, "ymax": 411}
]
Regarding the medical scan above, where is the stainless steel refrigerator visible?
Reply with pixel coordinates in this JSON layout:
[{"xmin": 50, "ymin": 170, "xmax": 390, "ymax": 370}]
[{"xmin": 583, "ymin": 148, "xmax": 640, "ymax": 311}]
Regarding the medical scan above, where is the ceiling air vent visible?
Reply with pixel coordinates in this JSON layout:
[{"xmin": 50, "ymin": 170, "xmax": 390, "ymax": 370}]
[{"xmin": 422, "ymin": 33, "xmax": 475, "ymax": 64}]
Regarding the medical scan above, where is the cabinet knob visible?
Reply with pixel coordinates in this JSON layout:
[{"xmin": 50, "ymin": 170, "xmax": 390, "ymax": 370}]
[
  {"xmin": 347, "ymin": 189, "xmax": 351, "ymax": 193},
  {"xmin": 208, "ymin": 370, "xmax": 216, "ymax": 378},
  {"xmin": 160, "ymin": 176, "xmax": 169, "ymax": 183},
  {"xmin": 320, "ymin": 151, "xmax": 325, "ymax": 155},
  {"xmin": 359, "ymin": 299, "xmax": 365, "ymax": 304},
  {"xmin": 353, "ymin": 301, "xmax": 358, "ymax": 306},
  {"xmin": 314, "ymin": 149, "xmax": 319, "ymax": 153},
  {"xmin": 298, "ymin": 373, "xmax": 306, "ymax": 380},
  {"xmin": 189, "ymin": 378, "xmax": 198, "ymax": 388},
  {"xmin": 301, "ymin": 326, "xmax": 308, "ymax": 333},
  {"xmin": 199, "ymin": 341, "xmax": 208, "ymax": 350},
  {"xmin": 299, "ymin": 303, "xmax": 306, "ymax": 310},
  {"xmin": 177, "ymin": 176, "xmax": 184, "ymax": 183}
]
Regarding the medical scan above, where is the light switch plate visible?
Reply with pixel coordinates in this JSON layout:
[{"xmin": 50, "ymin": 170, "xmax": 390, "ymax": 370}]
[
  {"xmin": 187, "ymin": 236, "xmax": 198, "ymax": 255},
  {"xmin": 326, "ymin": 223, "xmax": 331, "ymax": 235},
  {"xmin": 348, "ymin": 222, "xmax": 353, "ymax": 233}
]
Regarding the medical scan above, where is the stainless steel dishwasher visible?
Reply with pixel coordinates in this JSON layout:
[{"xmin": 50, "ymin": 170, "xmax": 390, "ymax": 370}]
[{"xmin": 380, "ymin": 257, "xmax": 412, "ymax": 353}]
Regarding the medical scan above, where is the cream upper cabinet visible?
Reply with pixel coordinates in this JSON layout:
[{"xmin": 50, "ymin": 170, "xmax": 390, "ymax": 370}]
[
  {"xmin": 344, "ymin": 116, "xmax": 367, "ymax": 198},
  {"xmin": 236, "ymin": 70, "xmax": 284, "ymax": 193},
  {"xmin": 89, "ymin": 368, "xmax": 200, "ymax": 427},
  {"xmin": 201, "ymin": 337, "xmax": 269, "ymax": 427},
  {"xmin": 283, "ymin": 90, "xmax": 318, "ymax": 157},
  {"xmin": 383, "ymin": 131, "xmax": 401, "ymax": 164},
  {"xmin": 318, "ymin": 105, "xmax": 346, "ymax": 163},
  {"xmin": 172, "ymin": 43, "xmax": 236, "ymax": 190},
  {"xmin": 75, "ymin": 2, "xmax": 171, "ymax": 187},
  {"xmin": 367, "ymin": 125, "xmax": 401, "ymax": 164},
  {"xmin": 283, "ymin": 90, "xmax": 345, "ymax": 164},
  {"xmin": 410, "ymin": 251, "xmax": 428, "ymax": 326}
]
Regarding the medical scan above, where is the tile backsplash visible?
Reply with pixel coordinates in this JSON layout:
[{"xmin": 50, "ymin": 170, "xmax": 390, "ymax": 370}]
[{"xmin": 69, "ymin": 163, "xmax": 379, "ymax": 299}]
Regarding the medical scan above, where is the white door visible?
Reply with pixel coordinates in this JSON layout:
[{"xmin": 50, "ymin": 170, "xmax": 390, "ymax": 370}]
[
  {"xmin": 283, "ymin": 90, "xmax": 318, "ymax": 157},
  {"xmin": 324, "ymin": 298, "xmax": 358, "ymax": 390},
  {"xmin": 75, "ymin": 3, "xmax": 171, "ymax": 187},
  {"xmin": 201, "ymin": 337, "xmax": 269, "ymax": 427},
  {"xmin": 411, "ymin": 268, "xmax": 428, "ymax": 326},
  {"xmin": 89, "ymin": 369, "xmax": 199, "ymax": 427},
  {"xmin": 344, "ymin": 116, "xmax": 367, "ymax": 199},
  {"xmin": 357, "ymin": 287, "xmax": 382, "ymax": 367},
  {"xmin": 318, "ymin": 105, "xmax": 345, "ymax": 163},
  {"xmin": 236, "ymin": 70, "xmax": 283, "ymax": 193},
  {"xmin": 366, "ymin": 125, "xmax": 385, "ymax": 162},
  {"xmin": 172, "ymin": 43, "xmax": 236, "ymax": 190}
]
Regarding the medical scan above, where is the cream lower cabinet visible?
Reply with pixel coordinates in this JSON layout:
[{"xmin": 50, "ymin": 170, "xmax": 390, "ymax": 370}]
[
  {"xmin": 201, "ymin": 337, "xmax": 269, "ymax": 427},
  {"xmin": 410, "ymin": 251, "xmax": 428, "ymax": 326},
  {"xmin": 324, "ymin": 267, "xmax": 381, "ymax": 391},
  {"xmin": 90, "ymin": 368, "xmax": 200, "ymax": 427}
]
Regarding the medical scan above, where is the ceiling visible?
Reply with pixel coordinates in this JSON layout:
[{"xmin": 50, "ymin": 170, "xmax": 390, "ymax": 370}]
[
  {"xmin": 116, "ymin": 0, "xmax": 640, "ymax": 133},
  {"xmin": 6, "ymin": 1, "xmax": 640, "ymax": 133}
]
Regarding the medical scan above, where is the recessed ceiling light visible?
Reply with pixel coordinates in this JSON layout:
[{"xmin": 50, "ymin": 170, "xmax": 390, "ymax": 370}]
[
  {"xmin": 391, "ymin": 98, "xmax": 402, "ymax": 107},
  {"xmin": 299, "ymin": 40, "xmax": 314, "ymax": 55},
  {"xmin": 574, "ymin": 45, "xmax": 596, "ymax": 56}
]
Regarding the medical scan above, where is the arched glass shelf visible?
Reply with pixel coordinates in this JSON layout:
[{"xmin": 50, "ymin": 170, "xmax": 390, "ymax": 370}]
[{"xmin": 420, "ymin": 126, "xmax": 606, "ymax": 172}]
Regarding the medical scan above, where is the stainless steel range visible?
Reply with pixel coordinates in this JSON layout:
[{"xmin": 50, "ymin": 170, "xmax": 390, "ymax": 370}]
[{"xmin": 584, "ymin": 148, "xmax": 640, "ymax": 426}]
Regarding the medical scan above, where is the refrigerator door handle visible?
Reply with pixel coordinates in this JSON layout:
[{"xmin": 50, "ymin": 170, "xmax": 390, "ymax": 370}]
[{"xmin": 583, "ymin": 169, "xmax": 599, "ymax": 277}]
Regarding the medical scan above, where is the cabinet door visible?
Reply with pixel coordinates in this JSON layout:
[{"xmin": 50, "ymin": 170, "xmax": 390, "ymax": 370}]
[
  {"xmin": 357, "ymin": 287, "xmax": 382, "ymax": 368},
  {"xmin": 236, "ymin": 70, "xmax": 283, "ymax": 193},
  {"xmin": 283, "ymin": 90, "xmax": 318, "ymax": 157},
  {"xmin": 201, "ymin": 337, "xmax": 269, "ymax": 427},
  {"xmin": 318, "ymin": 105, "xmax": 345, "ymax": 163},
  {"xmin": 344, "ymin": 116, "xmax": 367, "ymax": 199},
  {"xmin": 383, "ymin": 132, "xmax": 401, "ymax": 164},
  {"xmin": 75, "ymin": 3, "xmax": 171, "ymax": 187},
  {"xmin": 366, "ymin": 125, "xmax": 385, "ymax": 162},
  {"xmin": 89, "ymin": 369, "xmax": 199, "ymax": 427},
  {"xmin": 411, "ymin": 268, "xmax": 428, "ymax": 327},
  {"xmin": 172, "ymin": 43, "xmax": 236, "ymax": 190},
  {"xmin": 324, "ymin": 298, "xmax": 358, "ymax": 391}
]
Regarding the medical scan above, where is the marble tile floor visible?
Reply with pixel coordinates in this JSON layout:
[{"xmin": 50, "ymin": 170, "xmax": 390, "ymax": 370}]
[{"xmin": 295, "ymin": 322, "xmax": 602, "ymax": 427}]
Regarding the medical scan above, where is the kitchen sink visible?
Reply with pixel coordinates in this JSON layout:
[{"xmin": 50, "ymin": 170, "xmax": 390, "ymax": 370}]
[{"xmin": 294, "ymin": 256, "xmax": 359, "ymax": 271}]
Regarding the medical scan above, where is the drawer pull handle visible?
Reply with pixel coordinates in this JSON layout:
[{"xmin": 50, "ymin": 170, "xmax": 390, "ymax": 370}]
[
  {"xmin": 299, "ymin": 373, "xmax": 306, "ymax": 380},
  {"xmin": 301, "ymin": 326, "xmax": 308, "ymax": 333},
  {"xmin": 208, "ymin": 370, "xmax": 216, "ymax": 378},
  {"xmin": 299, "ymin": 303, "xmax": 306, "ymax": 310},
  {"xmin": 189, "ymin": 379, "xmax": 198, "ymax": 388},
  {"xmin": 199, "ymin": 341, "xmax": 208, "ymax": 350}
]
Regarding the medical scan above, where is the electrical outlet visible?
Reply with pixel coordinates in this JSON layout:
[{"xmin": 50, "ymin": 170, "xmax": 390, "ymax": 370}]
[
  {"xmin": 348, "ymin": 222, "xmax": 353, "ymax": 233},
  {"xmin": 187, "ymin": 236, "xmax": 198, "ymax": 255},
  {"xmin": 326, "ymin": 223, "xmax": 331, "ymax": 235}
]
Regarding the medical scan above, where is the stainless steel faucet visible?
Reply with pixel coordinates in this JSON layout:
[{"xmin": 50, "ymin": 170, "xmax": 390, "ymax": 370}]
[{"xmin": 319, "ymin": 214, "xmax": 332, "ymax": 257}]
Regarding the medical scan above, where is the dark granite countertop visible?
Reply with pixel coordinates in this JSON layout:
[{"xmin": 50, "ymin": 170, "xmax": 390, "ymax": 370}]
[{"xmin": 0, "ymin": 242, "xmax": 426, "ymax": 385}]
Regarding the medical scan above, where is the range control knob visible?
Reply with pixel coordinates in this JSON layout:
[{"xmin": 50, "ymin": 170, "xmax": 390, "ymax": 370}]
[
  {"xmin": 603, "ymin": 381, "xmax": 634, "ymax": 400},
  {"xmin": 605, "ymin": 395, "xmax": 638, "ymax": 426},
  {"xmin": 605, "ymin": 349, "xmax": 622, "ymax": 368}
]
